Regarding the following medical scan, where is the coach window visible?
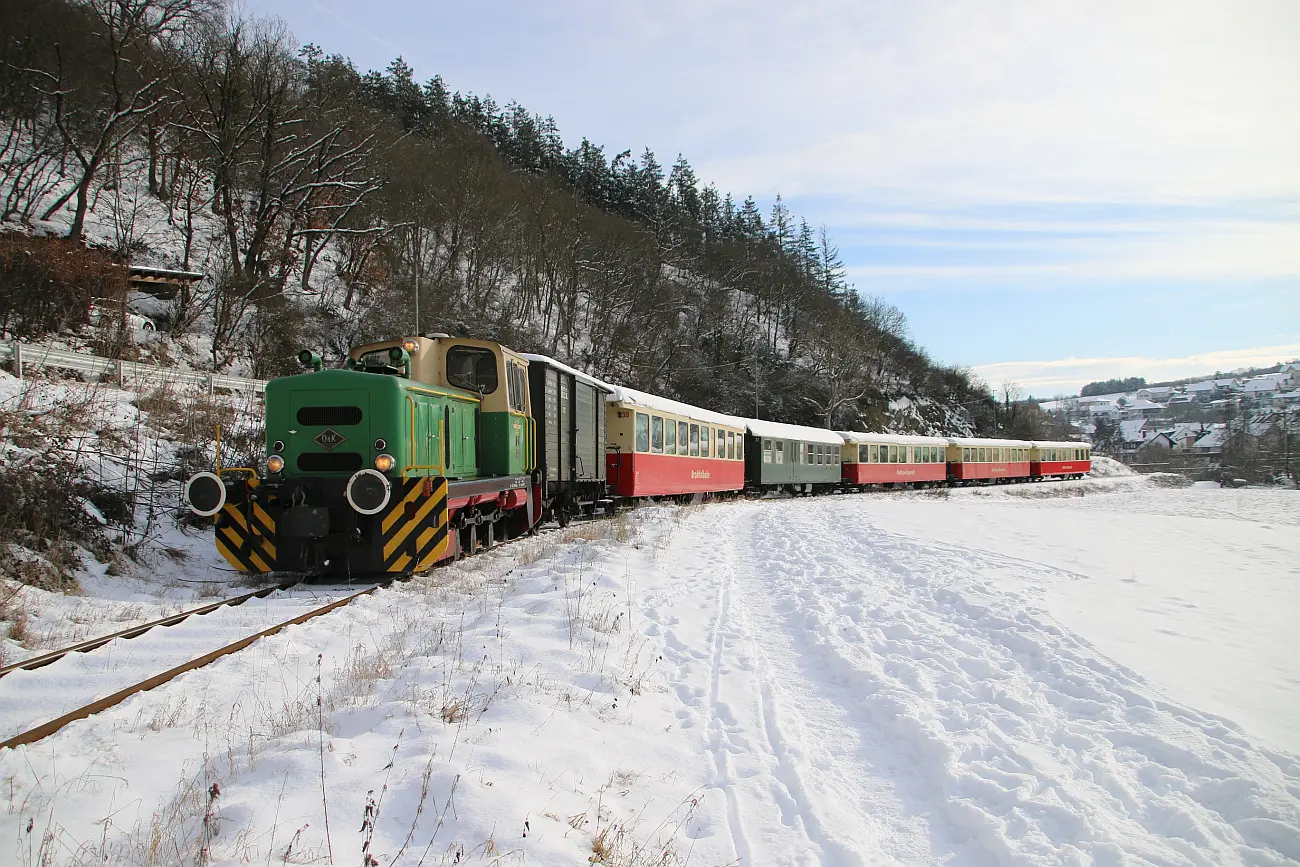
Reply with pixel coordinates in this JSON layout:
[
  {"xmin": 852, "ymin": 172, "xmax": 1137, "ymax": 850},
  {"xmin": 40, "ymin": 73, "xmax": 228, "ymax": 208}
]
[
  {"xmin": 635, "ymin": 413, "xmax": 650, "ymax": 453},
  {"xmin": 665, "ymin": 418, "xmax": 677, "ymax": 455},
  {"xmin": 775, "ymin": 441, "xmax": 785, "ymax": 464},
  {"xmin": 857, "ymin": 444, "xmax": 867, "ymax": 463},
  {"xmin": 651, "ymin": 416, "xmax": 664, "ymax": 453},
  {"xmin": 763, "ymin": 439, "xmax": 772, "ymax": 464},
  {"xmin": 689, "ymin": 424, "xmax": 699, "ymax": 456},
  {"xmin": 701, "ymin": 426, "xmax": 711, "ymax": 457},
  {"xmin": 678, "ymin": 422, "xmax": 689, "ymax": 456}
]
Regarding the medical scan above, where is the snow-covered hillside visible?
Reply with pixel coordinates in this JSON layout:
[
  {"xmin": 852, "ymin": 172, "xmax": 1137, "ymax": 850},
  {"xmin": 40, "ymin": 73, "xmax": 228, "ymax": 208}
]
[{"xmin": 3, "ymin": 479, "xmax": 1297, "ymax": 866}]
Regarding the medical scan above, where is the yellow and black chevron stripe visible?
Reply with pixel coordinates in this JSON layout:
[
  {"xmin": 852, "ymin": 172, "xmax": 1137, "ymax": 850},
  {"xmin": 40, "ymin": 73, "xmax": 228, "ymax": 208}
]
[
  {"xmin": 215, "ymin": 501, "xmax": 277, "ymax": 573},
  {"xmin": 380, "ymin": 478, "xmax": 450, "ymax": 573}
]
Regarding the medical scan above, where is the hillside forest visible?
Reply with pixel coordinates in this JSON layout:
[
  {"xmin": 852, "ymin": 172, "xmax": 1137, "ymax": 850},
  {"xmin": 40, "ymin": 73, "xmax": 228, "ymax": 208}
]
[{"xmin": 0, "ymin": 0, "xmax": 1070, "ymax": 439}]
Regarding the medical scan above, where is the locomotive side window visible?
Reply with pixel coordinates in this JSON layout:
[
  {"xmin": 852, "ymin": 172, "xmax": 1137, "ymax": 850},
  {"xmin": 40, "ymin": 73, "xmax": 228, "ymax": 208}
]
[
  {"xmin": 651, "ymin": 416, "xmax": 664, "ymax": 453},
  {"xmin": 665, "ymin": 418, "xmax": 677, "ymax": 454},
  {"xmin": 507, "ymin": 361, "xmax": 528, "ymax": 412},
  {"xmin": 635, "ymin": 413, "xmax": 650, "ymax": 453},
  {"xmin": 446, "ymin": 346, "xmax": 499, "ymax": 394},
  {"xmin": 689, "ymin": 424, "xmax": 700, "ymax": 456}
]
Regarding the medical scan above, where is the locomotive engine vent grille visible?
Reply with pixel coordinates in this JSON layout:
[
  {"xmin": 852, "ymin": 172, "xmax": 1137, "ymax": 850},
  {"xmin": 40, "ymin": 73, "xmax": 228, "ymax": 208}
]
[
  {"xmin": 296, "ymin": 406, "xmax": 363, "ymax": 426},
  {"xmin": 297, "ymin": 452, "xmax": 364, "ymax": 473}
]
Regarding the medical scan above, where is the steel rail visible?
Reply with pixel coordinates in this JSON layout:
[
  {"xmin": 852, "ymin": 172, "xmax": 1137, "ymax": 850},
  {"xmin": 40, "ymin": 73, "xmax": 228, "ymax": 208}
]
[
  {"xmin": 0, "ymin": 579, "xmax": 301, "ymax": 679},
  {"xmin": 0, "ymin": 584, "xmax": 385, "ymax": 751}
]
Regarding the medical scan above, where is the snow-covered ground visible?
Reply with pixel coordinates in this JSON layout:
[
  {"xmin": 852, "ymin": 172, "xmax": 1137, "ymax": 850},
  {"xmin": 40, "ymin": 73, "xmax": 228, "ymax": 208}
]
[{"xmin": 3, "ymin": 481, "xmax": 1299, "ymax": 866}]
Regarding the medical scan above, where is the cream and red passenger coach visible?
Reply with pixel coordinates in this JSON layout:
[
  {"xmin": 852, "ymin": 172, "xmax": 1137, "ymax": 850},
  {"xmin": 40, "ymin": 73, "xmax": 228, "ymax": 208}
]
[
  {"xmin": 604, "ymin": 386, "xmax": 747, "ymax": 497},
  {"xmin": 945, "ymin": 437, "xmax": 1033, "ymax": 483},
  {"xmin": 1030, "ymin": 441, "xmax": 1092, "ymax": 480},
  {"xmin": 838, "ymin": 432, "xmax": 950, "ymax": 486}
]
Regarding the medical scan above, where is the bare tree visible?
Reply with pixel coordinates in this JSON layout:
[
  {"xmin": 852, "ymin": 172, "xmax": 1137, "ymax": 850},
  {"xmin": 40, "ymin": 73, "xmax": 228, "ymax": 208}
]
[{"xmin": 26, "ymin": 0, "xmax": 211, "ymax": 240}]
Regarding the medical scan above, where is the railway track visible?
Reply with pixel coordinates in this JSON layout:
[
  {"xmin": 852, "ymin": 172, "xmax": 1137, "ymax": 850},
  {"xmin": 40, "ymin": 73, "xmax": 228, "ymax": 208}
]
[
  {"xmin": 0, "ymin": 580, "xmax": 391, "ymax": 751},
  {"xmin": 0, "ymin": 580, "xmax": 303, "ymax": 680}
]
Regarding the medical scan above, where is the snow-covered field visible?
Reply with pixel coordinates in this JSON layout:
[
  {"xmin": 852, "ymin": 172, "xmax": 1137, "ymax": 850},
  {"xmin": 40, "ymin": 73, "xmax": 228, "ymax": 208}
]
[{"xmin": 3, "ymin": 480, "xmax": 1299, "ymax": 866}]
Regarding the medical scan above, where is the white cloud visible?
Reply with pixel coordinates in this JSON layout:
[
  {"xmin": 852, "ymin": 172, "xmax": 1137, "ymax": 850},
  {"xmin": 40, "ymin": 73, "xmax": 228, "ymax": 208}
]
[
  {"xmin": 691, "ymin": 1, "xmax": 1300, "ymax": 206},
  {"xmin": 973, "ymin": 344, "xmax": 1300, "ymax": 396}
]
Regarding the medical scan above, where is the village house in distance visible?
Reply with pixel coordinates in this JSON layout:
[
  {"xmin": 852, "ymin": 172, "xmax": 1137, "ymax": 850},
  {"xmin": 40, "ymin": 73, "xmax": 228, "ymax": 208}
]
[{"xmin": 1039, "ymin": 362, "xmax": 1300, "ymax": 484}]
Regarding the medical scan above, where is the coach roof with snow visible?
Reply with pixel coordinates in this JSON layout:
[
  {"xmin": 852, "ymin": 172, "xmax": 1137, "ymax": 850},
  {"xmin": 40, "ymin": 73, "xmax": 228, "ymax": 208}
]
[
  {"xmin": 745, "ymin": 418, "xmax": 844, "ymax": 445},
  {"xmin": 837, "ymin": 431, "xmax": 950, "ymax": 447}
]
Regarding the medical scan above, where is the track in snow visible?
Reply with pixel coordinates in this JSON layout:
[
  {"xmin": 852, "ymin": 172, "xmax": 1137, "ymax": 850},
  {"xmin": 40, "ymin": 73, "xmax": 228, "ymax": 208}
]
[{"xmin": 648, "ymin": 500, "xmax": 1300, "ymax": 866}]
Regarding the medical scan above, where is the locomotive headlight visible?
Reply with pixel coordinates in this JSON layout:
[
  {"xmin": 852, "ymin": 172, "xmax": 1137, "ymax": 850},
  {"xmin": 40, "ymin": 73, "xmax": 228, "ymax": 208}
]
[
  {"xmin": 401, "ymin": 338, "xmax": 419, "ymax": 354},
  {"xmin": 184, "ymin": 472, "xmax": 226, "ymax": 517},
  {"xmin": 266, "ymin": 454, "xmax": 285, "ymax": 473},
  {"xmin": 345, "ymin": 469, "xmax": 391, "ymax": 515},
  {"xmin": 374, "ymin": 453, "xmax": 395, "ymax": 472}
]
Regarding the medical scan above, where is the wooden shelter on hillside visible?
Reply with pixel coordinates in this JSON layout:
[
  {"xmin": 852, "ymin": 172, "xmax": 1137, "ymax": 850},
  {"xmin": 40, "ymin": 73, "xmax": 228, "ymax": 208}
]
[{"xmin": 127, "ymin": 266, "xmax": 205, "ymax": 299}]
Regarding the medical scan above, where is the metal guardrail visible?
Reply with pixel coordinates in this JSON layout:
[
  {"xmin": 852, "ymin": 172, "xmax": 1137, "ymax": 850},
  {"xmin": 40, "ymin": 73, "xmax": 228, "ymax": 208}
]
[{"xmin": 0, "ymin": 340, "xmax": 267, "ymax": 395}]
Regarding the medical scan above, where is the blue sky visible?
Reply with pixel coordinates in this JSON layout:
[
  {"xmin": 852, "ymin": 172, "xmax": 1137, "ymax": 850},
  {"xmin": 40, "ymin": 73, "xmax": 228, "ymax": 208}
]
[{"xmin": 248, "ymin": 0, "xmax": 1300, "ymax": 396}]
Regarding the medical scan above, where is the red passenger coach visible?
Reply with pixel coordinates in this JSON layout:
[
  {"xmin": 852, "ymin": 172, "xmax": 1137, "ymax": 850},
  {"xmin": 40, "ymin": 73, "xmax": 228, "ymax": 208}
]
[
  {"xmin": 946, "ymin": 437, "xmax": 1033, "ymax": 483},
  {"xmin": 1030, "ymin": 441, "xmax": 1093, "ymax": 480},
  {"xmin": 604, "ymin": 386, "xmax": 747, "ymax": 498},
  {"xmin": 838, "ymin": 432, "xmax": 949, "ymax": 486}
]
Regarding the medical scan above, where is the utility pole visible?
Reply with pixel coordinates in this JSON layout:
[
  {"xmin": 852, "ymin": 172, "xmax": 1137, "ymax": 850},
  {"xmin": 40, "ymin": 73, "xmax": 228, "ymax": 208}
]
[
  {"xmin": 753, "ymin": 347, "xmax": 759, "ymax": 419},
  {"xmin": 413, "ymin": 228, "xmax": 421, "ymax": 336}
]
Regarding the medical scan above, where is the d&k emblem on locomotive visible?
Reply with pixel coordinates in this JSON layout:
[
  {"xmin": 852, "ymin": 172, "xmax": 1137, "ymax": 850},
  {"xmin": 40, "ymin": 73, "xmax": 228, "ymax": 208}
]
[{"xmin": 314, "ymin": 428, "xmax": 347, "ymax": 451}]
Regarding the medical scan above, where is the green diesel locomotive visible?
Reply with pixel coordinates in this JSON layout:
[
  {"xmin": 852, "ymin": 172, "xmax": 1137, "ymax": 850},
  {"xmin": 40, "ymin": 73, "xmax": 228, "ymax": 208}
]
[{"xmin": 184, "ymin": 335, "xmax": 611, "ymax": 577}]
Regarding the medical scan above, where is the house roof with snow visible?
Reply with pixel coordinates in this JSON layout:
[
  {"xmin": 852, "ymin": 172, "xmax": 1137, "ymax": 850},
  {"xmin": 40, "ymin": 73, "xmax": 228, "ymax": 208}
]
[
  {"xmin": 1137, "ymin": 433, "xmax": 1174, "ymax": 450},
  {"xmin": 1120, "ymin": 419, "xmax": 1150, "ymax": 442},
  {"xmin": 1195, "ymin": 428, "xmax": 1228, "ymax": 449},
  {"xmin": 1185, "ymin": 380, "xmax": 1218, "ymax": 392},
  {"xmin": 1243, "ymin": 378, "xmax": 1282, "ymax": 393},
  {"xmin": 1125, "ymin": 398, "xmax": 1164, "ymax": 411}
]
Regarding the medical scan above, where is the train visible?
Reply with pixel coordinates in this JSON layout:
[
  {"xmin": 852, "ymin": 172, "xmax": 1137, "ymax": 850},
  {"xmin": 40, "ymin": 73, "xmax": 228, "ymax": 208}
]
[{"xmin": 183, "ymin": 334, "xmax": 1092, "ymax": 577}]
